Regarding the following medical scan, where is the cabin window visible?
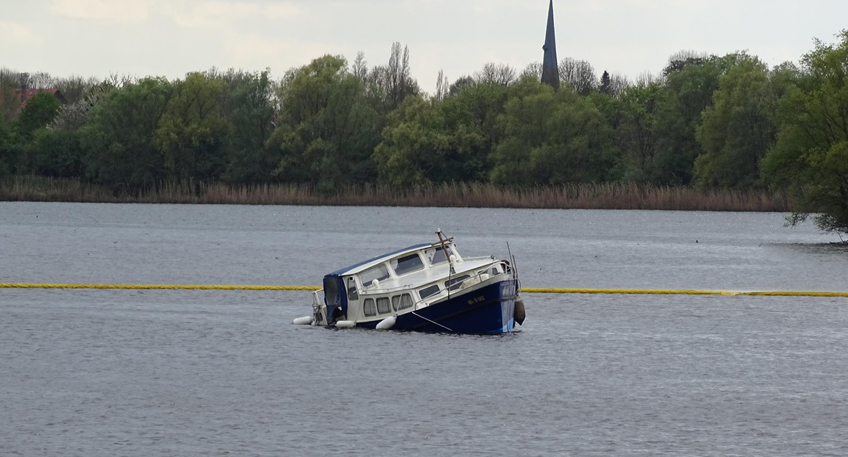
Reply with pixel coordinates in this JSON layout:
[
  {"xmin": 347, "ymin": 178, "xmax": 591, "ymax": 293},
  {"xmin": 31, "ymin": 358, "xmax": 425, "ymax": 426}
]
[
  {"xmin": 363, "ymin": 298, "xmax": 377, "ymax": 317},
  {"xmin": 419, "ymin": 284, "xmax": 441, "ymax": 299},
  {"xmin": 427, "ymin": 246, "xmax": 453, "ymax": 265},
  {"xmin": 480, "ymin": 266, "xmax": 499, "ymax": 276},
  {"xmin": 360, "ymin": 264, "xmax": 390, "ymax": 287},
  {"xmin": 377, "ymin": 297, "xmax": 391, "ymax": 314},
  {"xmin": 391, "ymin": 294, "xmax": 414, "ymax": 311},
  {"xmin": 391, "ymin": 253, "xmax": 424, "ymax": 276},
  {"xmin": 347, "ymin": 277, "xmax": 358, "ymax": 300},
  {"xmin": 444, "ymin": 275, "xmax": 471, "ymax": 291}
]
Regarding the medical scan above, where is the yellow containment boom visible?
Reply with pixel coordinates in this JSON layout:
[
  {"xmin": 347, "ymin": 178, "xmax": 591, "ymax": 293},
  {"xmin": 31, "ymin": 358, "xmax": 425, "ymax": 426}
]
[
  {"xmin": 1, "ymin": 283, "xmax": 847, "ymax": 297},
  {"xmin": 521, "ymin": 288, "xmax": 848, "ymax": 298},
  {"xmin": 0, "ymin": 283, "xmax": 321, "ymax": 291}
]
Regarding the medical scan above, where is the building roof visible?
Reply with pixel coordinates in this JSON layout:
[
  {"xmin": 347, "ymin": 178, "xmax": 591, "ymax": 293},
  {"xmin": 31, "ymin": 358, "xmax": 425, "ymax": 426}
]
[
  {"xmin": 15, "ymin": 88, "xmax": 66, "ymax": 110},
  {"xmin": 6, "ymin": 88, "xmax": 66, "ymax": 118},
  {"xmin": 541, "ymin": 0, "xmax": 560, "ymax": 89}
]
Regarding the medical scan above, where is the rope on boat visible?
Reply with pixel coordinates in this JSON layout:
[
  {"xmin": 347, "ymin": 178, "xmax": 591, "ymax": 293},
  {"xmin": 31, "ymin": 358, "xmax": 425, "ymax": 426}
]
[
  {"xmin": 410, "ymin": 311, "xmax": 454, "ymax": 332},
  {"xmin": 1, "ymin": 283, "xmax": 848, "ymax": 297}
]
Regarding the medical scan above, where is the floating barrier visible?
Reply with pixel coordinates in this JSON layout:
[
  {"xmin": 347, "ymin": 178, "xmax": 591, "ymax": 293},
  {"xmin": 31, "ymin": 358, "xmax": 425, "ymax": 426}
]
[
  {"xmin": 0, "ymin": 283, "xmax": 321, "ymax": 291},
  {"xmin": 1, "ymin": 283, "xmax": 847, "ymax": 297},
  {"xmin": 521, "ymin": 288, "xmax": 848, "ymax": 298}
]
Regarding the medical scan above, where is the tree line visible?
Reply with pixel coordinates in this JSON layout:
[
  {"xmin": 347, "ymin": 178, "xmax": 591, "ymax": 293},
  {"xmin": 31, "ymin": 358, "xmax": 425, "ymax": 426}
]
[{"xmin": 1, "ymin": 34, "xmax": 847, "ymax": 233}]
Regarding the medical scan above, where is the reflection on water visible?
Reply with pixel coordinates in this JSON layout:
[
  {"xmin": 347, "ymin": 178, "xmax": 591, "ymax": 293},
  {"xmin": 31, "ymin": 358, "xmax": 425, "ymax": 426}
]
[
  {"xmin": 777, "ymin": 241, "xmax": 848, "ymax": 255},
  {"xmin": 2, "ymin": 203, "xmax": 848, "ymax": 456}
]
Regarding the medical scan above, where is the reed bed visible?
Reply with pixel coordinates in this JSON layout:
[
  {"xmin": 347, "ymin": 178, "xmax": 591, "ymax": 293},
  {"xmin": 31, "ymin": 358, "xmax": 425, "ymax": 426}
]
[{"xmin": 0, "ymin": 176, "xmax": 790, "ymax": 212}]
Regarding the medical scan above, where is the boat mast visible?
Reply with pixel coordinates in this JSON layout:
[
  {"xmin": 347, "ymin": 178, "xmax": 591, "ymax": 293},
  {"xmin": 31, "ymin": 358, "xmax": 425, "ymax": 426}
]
[{"xmin": 436, "ymin": 228, "xmax": 454, "ymax": 275}]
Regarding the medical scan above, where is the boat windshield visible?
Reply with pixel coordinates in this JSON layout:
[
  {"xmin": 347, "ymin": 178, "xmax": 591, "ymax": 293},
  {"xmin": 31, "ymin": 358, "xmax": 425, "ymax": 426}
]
[
  {"xmin": 391, "ymin": 253, "xmax": 424, "ymax": 276},
  {"xmin": 427, "ymin": 246, "xmax": 453, "ymax": 265},
  {"xmin": 360, "ymin": 264, "xmax": 390, "ymax": 287}
]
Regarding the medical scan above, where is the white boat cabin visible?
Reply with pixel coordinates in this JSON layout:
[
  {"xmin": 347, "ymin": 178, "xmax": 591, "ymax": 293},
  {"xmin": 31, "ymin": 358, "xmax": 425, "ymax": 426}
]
[{"xmin": 324, "ymin": 240, "xmax": 509, "ymax": 323}]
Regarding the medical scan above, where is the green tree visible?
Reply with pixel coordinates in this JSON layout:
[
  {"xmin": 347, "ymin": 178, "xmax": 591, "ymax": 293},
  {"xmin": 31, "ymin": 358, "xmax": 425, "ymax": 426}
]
[
  {"xmin": 762, "ymin": 31, "xmax": 848, "ymax": 234},
  {"xmin": 363, "ymin": 43, "xmax": 420, "ymax": 113},
  {"xmin": 449, "ymin": 76, "xmax": 476, "ymax": 96},
  {"xmin": 80, "ymin": 78, "xmax": 173, "ymax": 190},
  {"xmin": 372, "ymin": 96, "xmax": 448, "ymax": 186},
  {"xmin": 599, "ymin": 71, "xmax": 612, "ymax": 95},
  {"xmin": 15, "ymin": 92, "xmax": 61, "ymax": 140},
  {"xmin": 273, "ymin": 55, "xmax": 380, "ymax": 192},
  {"xmin": 154, "ymin": 73, "xmax": 229, "ymax": 180},
  {"xmin": 650, "ymin": 53, "xmax": 743, "ymax": 184},
  {"xmin": 220, "ymin": 70, "xmax": 278, "ymax": 183},
  {"xmin": 31, "ymin": 128, "xmax": 85, "ymax": 177},
  {"xmin": 694, "ymin": 56, "xmax": 777, "ymax": 188},
  {"xmin": 607, "ymin": 82, "xmax": 663, "ymax": 181},
  {"xmin": 374, "ymin": 82, "xmax": 508, "ymax": 186},
  {"xmin": 490, "ymin": 77, "xmax": 613, "ymax": 185},
  {"xmin": 0, "ymin": 78, "xmax": 21, "ymax": 122},
  {"xmin": 439, "ymin": 82, "xmax": 508, "ymax": 180},
  {"xmin": 0, "ymin": 114, "xmax": 13, "ymax": 177}
]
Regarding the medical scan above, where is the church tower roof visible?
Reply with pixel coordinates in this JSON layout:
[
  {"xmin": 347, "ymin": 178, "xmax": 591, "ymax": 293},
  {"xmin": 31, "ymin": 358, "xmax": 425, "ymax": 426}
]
[{"xmin": 541, "ymin": 0, "xmax": 560, "ymax": 89}]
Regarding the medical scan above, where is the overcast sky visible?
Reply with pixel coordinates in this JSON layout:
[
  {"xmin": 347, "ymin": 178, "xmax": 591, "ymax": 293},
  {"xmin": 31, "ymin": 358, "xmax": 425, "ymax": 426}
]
[{"xmin": 2, "ymin": 0, "xmax": 846, "ymax": 92}]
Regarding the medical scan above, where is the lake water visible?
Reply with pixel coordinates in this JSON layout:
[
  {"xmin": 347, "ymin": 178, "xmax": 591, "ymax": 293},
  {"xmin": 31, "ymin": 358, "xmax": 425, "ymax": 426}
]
[{"xmin": 1, "ymin": 202, "xmax": 847, "ymax": 456}]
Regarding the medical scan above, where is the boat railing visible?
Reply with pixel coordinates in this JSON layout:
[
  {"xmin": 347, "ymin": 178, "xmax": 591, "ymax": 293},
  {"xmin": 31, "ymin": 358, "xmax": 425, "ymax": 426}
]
[{"xmin": 411, "ymin": 268, "xmax": 503, "ymax": 310}]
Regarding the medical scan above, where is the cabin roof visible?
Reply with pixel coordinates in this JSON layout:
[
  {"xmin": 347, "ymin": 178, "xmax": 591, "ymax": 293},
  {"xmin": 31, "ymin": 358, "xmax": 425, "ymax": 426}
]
[
  {"xmin": 326, "ymin": 243, "xmax": 432, "ymax": 277},
  {"xmin": 368, "ymin": 256, "xmax": 496, "ymax": 291}
]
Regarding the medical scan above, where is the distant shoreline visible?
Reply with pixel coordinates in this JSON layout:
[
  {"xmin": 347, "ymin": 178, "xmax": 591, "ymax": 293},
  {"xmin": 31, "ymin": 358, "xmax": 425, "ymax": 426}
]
[{"xmin": 0, "ymin": 176, "xmax": 789, "ymax": 212}]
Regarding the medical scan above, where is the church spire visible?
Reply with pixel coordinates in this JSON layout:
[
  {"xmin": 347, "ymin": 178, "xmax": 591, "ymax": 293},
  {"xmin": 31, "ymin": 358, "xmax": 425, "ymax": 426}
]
[{"xmin": 541, "ymin": 0, "xmax": 560, "ymax": 89}]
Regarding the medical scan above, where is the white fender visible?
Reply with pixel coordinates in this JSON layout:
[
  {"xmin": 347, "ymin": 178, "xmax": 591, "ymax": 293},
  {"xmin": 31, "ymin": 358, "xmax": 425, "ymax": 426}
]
[
  {"xmin": 376, "ymin": 316, "xmax": 396, "ymax": 330},
  {"xmin": 293, "ymin": 316, "xmax": 313, "ymax": 325},
  {"xmin": 335, "ymin": 320, "xmax": 356, "ymax": 329}
]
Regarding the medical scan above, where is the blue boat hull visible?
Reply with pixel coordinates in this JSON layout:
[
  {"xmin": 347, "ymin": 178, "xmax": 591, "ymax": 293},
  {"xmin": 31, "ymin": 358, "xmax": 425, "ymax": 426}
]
[{"xmin": 357, "ymin": 279, "xmax": 518, "ymax": 334}]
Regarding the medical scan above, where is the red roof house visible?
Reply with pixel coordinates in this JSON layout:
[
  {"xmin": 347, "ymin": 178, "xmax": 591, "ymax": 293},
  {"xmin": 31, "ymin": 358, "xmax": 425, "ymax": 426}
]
[{"xmin": 16, "ymin": 88, "xmax": 67, "ymax": 110}]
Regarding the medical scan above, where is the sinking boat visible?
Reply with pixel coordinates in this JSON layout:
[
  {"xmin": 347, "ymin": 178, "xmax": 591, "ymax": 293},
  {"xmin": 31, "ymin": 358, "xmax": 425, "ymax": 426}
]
[{"xmin": 293, "ymin": 231, "xmax": 525, "ymax": 334}]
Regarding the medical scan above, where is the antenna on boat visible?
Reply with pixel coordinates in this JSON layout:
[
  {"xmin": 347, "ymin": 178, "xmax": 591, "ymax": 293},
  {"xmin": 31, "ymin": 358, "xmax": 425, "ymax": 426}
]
[
  {"xmin": 436, "ymin": 229, "xmax": 454, "ymax": 275},
  {"xmin": 437, "ymin": 228, "xmax": 456, "ymax": 300},
  {"xmin": 507, "ymin": 241, "xmax": 518, "ymax": 281}
]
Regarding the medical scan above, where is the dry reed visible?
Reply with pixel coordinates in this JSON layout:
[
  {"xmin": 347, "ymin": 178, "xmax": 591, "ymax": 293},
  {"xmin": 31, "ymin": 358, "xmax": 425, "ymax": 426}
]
[{"xmin": 0, "ymin": 176, "xmax": 790, "ymax": 212}]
